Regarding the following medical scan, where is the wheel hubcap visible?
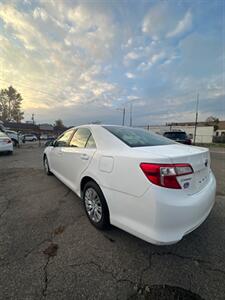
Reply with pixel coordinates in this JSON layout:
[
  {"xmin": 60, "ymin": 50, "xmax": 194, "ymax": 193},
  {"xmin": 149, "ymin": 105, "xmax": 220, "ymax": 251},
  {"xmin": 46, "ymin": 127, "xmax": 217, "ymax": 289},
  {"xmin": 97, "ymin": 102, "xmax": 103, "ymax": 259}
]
[{"xmin": 84, "ymin": 188, "xmax": 102, "ymax": 223}]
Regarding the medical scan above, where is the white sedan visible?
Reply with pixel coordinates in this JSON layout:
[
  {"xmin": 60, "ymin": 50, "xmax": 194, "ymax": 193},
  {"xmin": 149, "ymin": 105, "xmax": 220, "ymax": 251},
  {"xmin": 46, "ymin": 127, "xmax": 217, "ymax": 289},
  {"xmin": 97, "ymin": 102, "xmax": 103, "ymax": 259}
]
[
  {"xmin": 0, "ymin": 131, "xmax": 13, "ymax": 154},
  {"xmin": 43, "ymin": 125, "xmax": 216, "ymax": 245}
]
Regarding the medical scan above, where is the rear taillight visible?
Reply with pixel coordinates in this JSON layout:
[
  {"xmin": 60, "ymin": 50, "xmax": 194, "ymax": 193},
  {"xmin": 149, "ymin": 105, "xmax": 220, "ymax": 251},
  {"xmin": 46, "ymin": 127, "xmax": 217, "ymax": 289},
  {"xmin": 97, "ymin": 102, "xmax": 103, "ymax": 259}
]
[
  {"xmin": 5, "ymin": 139, "xmax": 12, "ymax": 144},
  {"xmin": 140, "ymin": 163, "xmax": 193, "ymax": 189}
]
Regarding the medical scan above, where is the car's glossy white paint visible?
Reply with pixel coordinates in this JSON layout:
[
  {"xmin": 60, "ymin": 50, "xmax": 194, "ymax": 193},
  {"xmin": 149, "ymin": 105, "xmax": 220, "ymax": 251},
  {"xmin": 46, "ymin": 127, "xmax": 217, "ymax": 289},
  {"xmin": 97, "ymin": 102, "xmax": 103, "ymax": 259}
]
[
  {"xmin": 0, "ymin": 132, "xmax": 13, "ymax": 153},
  {"xmin": 44, "ymin": 125, "xmax": 216, "ymax": 245}
]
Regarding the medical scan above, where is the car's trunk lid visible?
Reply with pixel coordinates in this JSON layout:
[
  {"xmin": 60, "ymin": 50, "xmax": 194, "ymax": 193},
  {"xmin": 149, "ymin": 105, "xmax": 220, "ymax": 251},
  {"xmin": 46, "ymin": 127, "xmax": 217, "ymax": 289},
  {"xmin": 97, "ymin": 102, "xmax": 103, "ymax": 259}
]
[{"xmin": 136, "ymin": 144, "xmax": 210, "ymax": 195}]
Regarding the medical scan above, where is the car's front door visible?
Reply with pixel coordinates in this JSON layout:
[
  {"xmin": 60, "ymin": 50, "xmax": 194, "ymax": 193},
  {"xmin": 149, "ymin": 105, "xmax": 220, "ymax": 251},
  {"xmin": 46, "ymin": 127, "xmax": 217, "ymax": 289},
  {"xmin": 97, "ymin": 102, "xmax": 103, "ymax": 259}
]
[
  {"xmin": 60, "ymin": 128, "xmax": 97, "ymax": 193},
  {"xmin": 49, "ymin": 129, "xmax": 74, "ymax": 175}
]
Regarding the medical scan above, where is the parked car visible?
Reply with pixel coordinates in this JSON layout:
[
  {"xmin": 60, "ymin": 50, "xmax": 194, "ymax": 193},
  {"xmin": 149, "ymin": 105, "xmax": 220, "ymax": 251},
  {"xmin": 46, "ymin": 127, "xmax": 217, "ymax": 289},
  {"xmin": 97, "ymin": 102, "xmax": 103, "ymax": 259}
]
[
  {"xmin": 163, "ymin": 131, "xmax": 192, "ymax": 144},
  {"xmin": 5, "ymin": 130, "xmax": 21, "ymax": 146},
  {"xmin": 43, "ymin": 125, "xmax": 216, "ymax": 245},
  {"xmin": 0, "ymin": 131, "xmax": 13, "ymax": 154},
  {"xmin": 23, "ymin": 134, "xmax": 38, "ymax": 142}
]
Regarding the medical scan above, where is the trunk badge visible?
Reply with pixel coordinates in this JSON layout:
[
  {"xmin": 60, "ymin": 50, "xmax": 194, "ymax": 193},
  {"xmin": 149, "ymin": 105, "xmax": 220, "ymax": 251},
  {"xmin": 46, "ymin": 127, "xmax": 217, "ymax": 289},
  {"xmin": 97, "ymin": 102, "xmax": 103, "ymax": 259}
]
[{"xmin": 183, "ymin": 182, "xmax": 190, "ymax": 189}]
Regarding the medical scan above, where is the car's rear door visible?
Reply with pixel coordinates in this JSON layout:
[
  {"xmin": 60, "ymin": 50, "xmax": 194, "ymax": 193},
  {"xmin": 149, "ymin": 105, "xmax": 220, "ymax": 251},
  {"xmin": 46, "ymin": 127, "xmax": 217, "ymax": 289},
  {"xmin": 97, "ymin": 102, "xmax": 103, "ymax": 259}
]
[{"xmin": 60, "ymin": 128, "xmax": 97, "ymax": 193}]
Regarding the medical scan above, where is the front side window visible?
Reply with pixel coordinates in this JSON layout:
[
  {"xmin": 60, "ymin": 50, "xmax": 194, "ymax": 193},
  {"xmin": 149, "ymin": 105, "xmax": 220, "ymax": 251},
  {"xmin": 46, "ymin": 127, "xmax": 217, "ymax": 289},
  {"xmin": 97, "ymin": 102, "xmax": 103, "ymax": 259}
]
[
  {"xmin": 104, "ymin": 126, "xmax": 174, "ymax": 147},
  {"xmin": 55, "ymin": 129, "xmax": 74, "ymax": 147},
  {"xmin": 70, "ymin": 128, "xmax": 92, "ymax": 148}
]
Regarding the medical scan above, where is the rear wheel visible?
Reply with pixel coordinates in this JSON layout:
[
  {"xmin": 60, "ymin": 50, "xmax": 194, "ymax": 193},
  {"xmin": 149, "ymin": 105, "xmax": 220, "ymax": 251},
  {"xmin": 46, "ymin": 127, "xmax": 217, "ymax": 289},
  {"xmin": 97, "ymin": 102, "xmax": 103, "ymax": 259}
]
[
  {"xmin": 83, "ymin": 181, "xmax": 110, "ymax": 230},
  {"xmin": 44, "ymin": 156, "xmax": 52, "ymax": 175},
  {"xmin": 12, "ymin": 139, "xmax": 18, "ymax": 147}
]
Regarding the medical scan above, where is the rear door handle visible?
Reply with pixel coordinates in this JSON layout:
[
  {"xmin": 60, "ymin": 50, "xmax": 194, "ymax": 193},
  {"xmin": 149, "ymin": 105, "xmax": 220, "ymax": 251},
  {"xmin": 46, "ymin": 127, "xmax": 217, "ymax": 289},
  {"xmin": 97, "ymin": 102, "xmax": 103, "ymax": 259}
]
[{"xmin": 80, "ymin": 154, "xmax": 89, "ymax": 160}]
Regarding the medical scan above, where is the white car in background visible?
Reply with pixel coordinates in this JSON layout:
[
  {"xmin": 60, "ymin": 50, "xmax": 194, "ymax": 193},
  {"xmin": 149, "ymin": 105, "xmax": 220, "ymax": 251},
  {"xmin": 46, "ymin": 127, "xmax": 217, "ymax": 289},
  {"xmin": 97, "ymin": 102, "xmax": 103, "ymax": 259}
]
[
  {"xmin": 0, "ymin": 131, "xmax": 13, "ymax": 154},
  {"xmin": 5, "ymin": 130, "xmax": 21, "ymax": 146},
  {"xmin": 43, "ymin": 125, "xmax": 216, "ymax": 245},
  {"xmin": 23, "ymin": 134, "xmax": 38, "ymax": 142}
]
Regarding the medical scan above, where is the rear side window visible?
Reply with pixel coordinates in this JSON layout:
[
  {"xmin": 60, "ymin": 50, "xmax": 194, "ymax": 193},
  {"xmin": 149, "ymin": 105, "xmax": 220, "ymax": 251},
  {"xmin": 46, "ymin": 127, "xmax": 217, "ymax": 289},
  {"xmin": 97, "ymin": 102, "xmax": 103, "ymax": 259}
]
[
  {"xmin": 104, "ymin": 126, "xmax": 174, "ymax": 147},
  {"xmin": 70, "ymin": 128, "xmax": 93, "ymax": 148},
  {"xmin": 86, "ymin": 134, "xmax": 96, "ymax": 148}
]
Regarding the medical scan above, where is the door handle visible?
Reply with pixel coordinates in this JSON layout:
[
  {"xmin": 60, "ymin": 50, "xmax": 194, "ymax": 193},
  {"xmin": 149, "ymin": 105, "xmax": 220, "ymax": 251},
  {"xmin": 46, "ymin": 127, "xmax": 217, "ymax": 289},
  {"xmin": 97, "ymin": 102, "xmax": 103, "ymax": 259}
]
[{"xmin": 80, "ymin": 154, "xmax": 89, "ymax": 160}]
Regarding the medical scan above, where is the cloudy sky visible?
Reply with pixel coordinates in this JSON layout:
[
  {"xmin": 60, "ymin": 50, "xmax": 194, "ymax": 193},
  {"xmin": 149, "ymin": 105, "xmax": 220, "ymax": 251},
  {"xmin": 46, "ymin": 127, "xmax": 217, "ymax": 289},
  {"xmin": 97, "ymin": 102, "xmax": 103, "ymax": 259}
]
[{"xmin": 0, "ymin": 0, "xmax": 224, "ymax": 126}]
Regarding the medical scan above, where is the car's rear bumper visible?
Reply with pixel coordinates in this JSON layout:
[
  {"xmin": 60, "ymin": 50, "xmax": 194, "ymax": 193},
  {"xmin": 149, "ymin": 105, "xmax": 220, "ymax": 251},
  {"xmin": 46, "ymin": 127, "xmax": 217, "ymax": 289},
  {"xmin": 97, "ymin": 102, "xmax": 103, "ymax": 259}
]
[
  {"xmin": 104, "ymin": 172, "xmax": 216, "ymax": 245},
  {"xmin": 0, "ymin": 143, "xmax": 13, "ymax": 152}
]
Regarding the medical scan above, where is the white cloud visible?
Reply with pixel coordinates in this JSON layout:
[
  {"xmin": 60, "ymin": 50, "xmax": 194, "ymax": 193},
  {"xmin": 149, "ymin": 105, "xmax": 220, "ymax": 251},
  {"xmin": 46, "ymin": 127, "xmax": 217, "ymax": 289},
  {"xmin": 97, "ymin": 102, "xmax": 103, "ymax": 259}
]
[
  {"xmin": 126, "ymin": 72, "xmax": 136, "ymax": 79},
  {"xmin": 142, "ymin": 3, "xmax": 171, "ymax": 40},
  {"xmin": 64, "ymin": 4, "xmax": 118, "ymax": 60},
  {"xmin": 33, "ymin": 7, "xmax": 48, "ymax": 21},
  {"xmin": 151, "ymin": 51, "xmax": 166, "ymax": 64},
  {"xmin": 127, "ymin": 95, "xmax": 139, "ymax": 101},
  {"xmin": 0, "ymin": 4, "xmax": 49, "ymax": 50},
  {"xmin": 125, "ymin": 51, "xmax": 140, "ymax": 60},
  {"xmin": 137, "ymin": 51, "xmax": 165, "ymax": 71},
  {"xmin": 123, "ymin": 51, "xmax": 141, "ymax": 65},
  {"xmin": 167, "ymin": 11, "xmax": 192, "ymax": 38},
  {"xmin": 137, "ymin": 61, "xmax": 152, "ymax": 71}
]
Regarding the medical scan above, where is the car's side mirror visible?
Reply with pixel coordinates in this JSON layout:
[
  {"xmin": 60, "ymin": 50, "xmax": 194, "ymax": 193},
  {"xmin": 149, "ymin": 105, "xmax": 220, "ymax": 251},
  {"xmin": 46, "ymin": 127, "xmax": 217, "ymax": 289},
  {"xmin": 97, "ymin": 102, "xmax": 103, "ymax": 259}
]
[
  {"xmin": 52, "ymin": 140, "xmax": 58, "ymax": 147},
  {"xmin": 45, "ymin": 140, "xmax": 56, "ymax": 147}
]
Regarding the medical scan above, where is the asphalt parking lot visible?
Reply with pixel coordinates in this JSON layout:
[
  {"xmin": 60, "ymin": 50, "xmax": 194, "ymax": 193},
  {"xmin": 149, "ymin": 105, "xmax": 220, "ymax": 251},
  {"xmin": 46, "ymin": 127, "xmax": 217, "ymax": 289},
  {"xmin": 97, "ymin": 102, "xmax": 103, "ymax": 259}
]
[{"xmin": 0, "ymin": 143, "xmax": 225, "ymax": 300}]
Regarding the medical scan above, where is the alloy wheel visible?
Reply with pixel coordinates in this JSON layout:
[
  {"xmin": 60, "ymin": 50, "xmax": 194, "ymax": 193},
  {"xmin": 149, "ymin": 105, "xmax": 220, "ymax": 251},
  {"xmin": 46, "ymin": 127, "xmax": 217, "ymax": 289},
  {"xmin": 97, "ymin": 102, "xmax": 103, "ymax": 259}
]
[{"xmin": 84, "ymin": 187, "xmax": 102, "ymax": 223}]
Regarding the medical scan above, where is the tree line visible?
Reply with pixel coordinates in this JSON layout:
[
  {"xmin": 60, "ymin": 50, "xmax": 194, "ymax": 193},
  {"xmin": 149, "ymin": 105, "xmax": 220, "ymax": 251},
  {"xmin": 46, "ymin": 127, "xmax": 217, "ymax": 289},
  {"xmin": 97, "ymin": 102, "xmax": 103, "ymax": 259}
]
[{"xmin": 0, "ymin": 86, "xmax": 24, "ymax": 122}]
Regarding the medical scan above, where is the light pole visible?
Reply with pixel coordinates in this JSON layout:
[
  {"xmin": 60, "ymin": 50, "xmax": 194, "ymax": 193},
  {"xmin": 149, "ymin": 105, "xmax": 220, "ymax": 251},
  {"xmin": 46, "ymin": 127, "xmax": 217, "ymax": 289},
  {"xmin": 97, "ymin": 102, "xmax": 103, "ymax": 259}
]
[
  {"xmin": 117, "ymin": 108, "xmax": 126, "ymax": 126},
  {"xmin": 129, "ymin": 102, "xmax": 133, "ymax": 127}
]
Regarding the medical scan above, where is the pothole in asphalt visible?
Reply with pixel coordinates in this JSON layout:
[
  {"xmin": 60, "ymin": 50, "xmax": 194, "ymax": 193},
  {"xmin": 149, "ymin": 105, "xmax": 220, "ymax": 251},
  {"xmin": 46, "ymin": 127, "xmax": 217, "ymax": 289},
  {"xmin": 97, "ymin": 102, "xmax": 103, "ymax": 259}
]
[{"xmin": 128, "ymin": 285, "xmax": 204, "ymax": 300}]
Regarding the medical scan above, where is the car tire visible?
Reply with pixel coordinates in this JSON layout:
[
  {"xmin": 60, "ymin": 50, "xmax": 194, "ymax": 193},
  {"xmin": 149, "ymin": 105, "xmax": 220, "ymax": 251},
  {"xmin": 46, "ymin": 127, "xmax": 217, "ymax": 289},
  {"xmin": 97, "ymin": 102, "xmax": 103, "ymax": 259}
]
[
  {"xmin": 44, "ymin": 156, "xmax": 52, "ymax": 175},
  {"xmin": 83, "ymin": 181, "xmax": 110, "ymax": 230},
  {"xmin": 12, "ymin": 139, "xmax": 18, "ymax": 147},
  {"xmin": 8, "ymin": 151, "xmax": 13, "ymax": 155}
]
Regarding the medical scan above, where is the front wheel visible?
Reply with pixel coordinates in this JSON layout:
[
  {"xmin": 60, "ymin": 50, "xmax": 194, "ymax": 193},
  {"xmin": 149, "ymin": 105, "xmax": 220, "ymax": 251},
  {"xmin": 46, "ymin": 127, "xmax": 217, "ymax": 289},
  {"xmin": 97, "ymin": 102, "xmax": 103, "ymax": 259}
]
[
  {"xmin": 43, "ymin": 156, "xmax": 52, "ymax": 175},
  {"xmin": 83, "ymin": 181, "xmax": 110, "ymax": 230}
]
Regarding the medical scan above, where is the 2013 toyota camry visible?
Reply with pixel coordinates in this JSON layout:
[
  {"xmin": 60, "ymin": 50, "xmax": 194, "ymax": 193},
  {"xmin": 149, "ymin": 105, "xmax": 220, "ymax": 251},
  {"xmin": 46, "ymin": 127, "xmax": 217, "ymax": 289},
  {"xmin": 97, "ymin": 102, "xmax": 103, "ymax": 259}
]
[{"xmin": 43, "ymin": 125, "xmax": 216, "ymax": 245}]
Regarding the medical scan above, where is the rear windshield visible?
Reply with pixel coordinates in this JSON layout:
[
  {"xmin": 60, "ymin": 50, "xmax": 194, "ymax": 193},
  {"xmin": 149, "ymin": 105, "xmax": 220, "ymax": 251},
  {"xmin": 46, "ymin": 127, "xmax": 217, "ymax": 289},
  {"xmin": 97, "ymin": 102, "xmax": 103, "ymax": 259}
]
[
  {"xmin": 164, "ymin": 132, "xmax": 187, "ymax": 139},
  {"xmin": 104, "ymin": 126, "xmax": 174, "ymax": 147}
]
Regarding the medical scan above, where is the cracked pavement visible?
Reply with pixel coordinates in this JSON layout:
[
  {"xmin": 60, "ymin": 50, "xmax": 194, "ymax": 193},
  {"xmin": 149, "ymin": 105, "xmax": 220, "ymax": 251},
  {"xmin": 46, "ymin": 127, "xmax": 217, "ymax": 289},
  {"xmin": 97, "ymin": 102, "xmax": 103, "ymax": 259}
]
[{"xmin": 0, "ymin": 144, "xmax": 225, "ymax": 299}]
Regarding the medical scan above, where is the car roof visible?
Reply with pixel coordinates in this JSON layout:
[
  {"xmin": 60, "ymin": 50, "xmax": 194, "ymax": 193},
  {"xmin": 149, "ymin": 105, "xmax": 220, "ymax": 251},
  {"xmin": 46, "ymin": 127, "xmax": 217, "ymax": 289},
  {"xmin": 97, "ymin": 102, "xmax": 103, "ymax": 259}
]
[{"xmin": 68, "ymin": 124, "xmax": 129, "ymax": 151}]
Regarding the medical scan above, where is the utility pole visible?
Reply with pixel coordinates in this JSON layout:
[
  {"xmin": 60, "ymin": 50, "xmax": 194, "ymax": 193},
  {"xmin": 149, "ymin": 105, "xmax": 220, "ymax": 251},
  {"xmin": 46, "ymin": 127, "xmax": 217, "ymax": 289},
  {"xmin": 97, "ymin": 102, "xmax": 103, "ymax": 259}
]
[
  {"xmin": 122, "ymin": 107, "xmax": 125, "ymax": 126},
  {"xmin": 129, "ymin": 102, "xmax": 133, "ymax": 127},
  {"xmin": 193, "ymin": 93, "xmax": 199, "ymax": 144},
  {"xmin": 32, "ymin": 113, "xmax": 35, "ymax": 124},
  {"xmin": 117, "ymin": 108, "xmax": 125, "ymax": 125}
]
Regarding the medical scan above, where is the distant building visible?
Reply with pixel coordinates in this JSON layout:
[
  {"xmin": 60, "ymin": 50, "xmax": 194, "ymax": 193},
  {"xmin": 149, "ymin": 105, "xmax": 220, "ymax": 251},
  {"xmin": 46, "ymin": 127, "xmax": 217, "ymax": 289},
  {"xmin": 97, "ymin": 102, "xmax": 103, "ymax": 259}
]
[
  {"xmin": 142, "ymin": 124, "xmax": 214, "ymax": 143},
  {"xmin": 2, "ymin": 121, "xmax": 67, "ymax": 137}
]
